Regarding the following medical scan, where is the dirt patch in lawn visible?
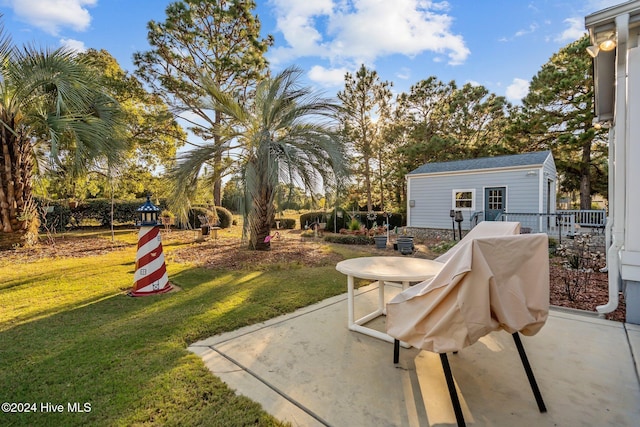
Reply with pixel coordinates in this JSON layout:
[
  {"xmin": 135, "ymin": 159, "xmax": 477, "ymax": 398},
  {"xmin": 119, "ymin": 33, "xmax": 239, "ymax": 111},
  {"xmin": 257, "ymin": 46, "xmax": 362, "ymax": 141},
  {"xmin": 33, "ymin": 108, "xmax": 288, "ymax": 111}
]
[
  {"xmin": 0, "ymin": 234, "xmax": 130, "ymax": 264},
  {"xmin": 168, "ymin": 233, "xmax": 344, "ymax": 270}
]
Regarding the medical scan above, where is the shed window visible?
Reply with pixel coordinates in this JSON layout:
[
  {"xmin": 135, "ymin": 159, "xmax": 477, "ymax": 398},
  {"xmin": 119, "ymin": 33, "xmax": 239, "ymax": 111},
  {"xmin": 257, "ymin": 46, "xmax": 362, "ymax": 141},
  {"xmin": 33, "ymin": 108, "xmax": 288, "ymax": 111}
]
[{"xmin": 453, "ymin": 189, "xmax": 475, "ymax": 209}]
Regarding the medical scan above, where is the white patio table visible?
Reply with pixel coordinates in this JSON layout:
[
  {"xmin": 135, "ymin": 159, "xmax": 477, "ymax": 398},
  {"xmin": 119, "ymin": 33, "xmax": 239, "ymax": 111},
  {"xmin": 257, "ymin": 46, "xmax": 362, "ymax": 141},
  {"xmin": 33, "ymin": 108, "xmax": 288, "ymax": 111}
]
[{"xmin": 336, "ymin": 256, "xmax": 444, "ymax": 345}]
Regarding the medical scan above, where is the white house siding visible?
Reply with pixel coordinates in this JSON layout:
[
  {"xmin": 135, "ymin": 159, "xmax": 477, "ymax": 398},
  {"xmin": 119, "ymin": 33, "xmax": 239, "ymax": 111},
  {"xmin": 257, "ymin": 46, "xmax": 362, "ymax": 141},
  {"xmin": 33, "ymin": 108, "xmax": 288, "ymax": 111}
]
[{"xmin": 407, "ymin": 153, "xmax": 556, "ymax": 230}]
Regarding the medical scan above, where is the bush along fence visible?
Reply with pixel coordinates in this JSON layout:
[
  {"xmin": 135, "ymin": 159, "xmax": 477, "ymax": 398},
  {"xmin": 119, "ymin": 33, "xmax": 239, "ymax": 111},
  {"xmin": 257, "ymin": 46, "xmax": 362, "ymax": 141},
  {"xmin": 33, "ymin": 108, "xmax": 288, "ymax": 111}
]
[
  {"xmin": 34, "ymin": 198, "xmax": 236, "ymax": 232},
  {"xmin": 185, "ymin": 206, "xmax": 234, "ymax": 229},
  {"xmin": 299, "ymin": 209, "xmax": 405, "ymax": 232},
  {"xmin": 34, "ymin": 198, "xmax": 159, "ymax": 232}
]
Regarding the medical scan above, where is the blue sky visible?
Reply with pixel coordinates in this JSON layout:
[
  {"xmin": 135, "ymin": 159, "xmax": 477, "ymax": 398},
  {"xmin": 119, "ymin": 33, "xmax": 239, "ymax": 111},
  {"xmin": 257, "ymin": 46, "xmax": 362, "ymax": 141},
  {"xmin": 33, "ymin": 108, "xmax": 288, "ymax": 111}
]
[{"xmin": 0, "ymin": 0, "xmax": 623, "ymax": 103}]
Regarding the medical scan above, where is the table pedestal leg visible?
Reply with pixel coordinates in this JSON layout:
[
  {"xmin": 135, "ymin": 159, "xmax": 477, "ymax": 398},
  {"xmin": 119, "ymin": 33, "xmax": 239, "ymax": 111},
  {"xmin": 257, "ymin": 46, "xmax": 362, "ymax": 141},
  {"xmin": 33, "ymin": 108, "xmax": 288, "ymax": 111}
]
[
  {"xmin": 347, "ymin": 275, "xmax": 355, "ymax": 327},
  {"xmin": 378, "ymin": 280, "xmax": 385, "ymax": 313}
]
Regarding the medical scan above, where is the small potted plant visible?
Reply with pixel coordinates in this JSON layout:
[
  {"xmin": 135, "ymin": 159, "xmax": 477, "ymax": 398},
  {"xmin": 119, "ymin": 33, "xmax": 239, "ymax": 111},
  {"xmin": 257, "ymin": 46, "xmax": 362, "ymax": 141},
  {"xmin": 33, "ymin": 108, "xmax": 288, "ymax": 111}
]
[
  {"xmin": 396, "ymin": 228, "xmax": 414, "ymax": 255},
  {"xmin": 372, "ymin": 224, "xmax": 388, "ymax": 249}
]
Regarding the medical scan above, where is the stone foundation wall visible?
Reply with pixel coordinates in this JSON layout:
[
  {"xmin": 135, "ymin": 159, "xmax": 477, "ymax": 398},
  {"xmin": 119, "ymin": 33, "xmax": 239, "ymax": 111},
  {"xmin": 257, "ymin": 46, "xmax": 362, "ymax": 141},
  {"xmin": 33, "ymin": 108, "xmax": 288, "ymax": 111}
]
[
  {"xmin": 400, "ymin": 227, "xmax": 458, "ymax": 242},
  {"xmin": 401, "ymin": 226, "xmax": 607, "ymax": 250}
]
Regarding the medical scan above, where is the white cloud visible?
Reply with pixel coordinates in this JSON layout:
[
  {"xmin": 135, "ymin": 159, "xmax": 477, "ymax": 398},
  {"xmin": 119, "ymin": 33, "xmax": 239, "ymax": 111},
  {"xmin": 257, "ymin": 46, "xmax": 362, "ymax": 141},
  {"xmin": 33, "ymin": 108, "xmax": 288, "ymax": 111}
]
[
  {"xmin": 268, "ymin": 0, "xmax": 469, "ymax": 67},
  {"xmin": 396, "ymin": 67, "xmax": 411, "ymax": 80},
  {"xmin": 515, "ymin": 23, "xmax": 539, "ymax": 38},
  {"xmin": 556, "ymin": 17, "xmax": 586, "ymax": 42},
  {"xmin": 60, "ymin": 38, "xmax": 86, "ymax": 52},
  {"xmin": 308, "ymin": 65, "xmax": 348, "ymax": 87},
  {"xmin": 9, "ymin": 0, "xmax": 96, "ymax": 35},
  {"xmin": 506, "ymin": 78, "xmax": 530, "ymax": 102}
]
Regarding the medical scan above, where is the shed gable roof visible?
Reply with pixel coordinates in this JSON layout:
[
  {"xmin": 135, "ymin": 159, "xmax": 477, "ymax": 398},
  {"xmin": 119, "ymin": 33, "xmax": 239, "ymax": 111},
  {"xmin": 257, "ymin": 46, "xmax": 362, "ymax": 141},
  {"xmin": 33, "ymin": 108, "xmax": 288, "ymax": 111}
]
[{"xmin": 408, "ymin": 151, "xmax": 551, "ymax": 175}]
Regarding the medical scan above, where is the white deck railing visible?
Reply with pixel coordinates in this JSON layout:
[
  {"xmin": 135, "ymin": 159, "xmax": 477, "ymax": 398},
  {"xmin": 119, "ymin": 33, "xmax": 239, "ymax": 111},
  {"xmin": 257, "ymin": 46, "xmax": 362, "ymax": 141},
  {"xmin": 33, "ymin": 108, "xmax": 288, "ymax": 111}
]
[
  {"xmin": 486, "ymin": 210, "xmax": 606, "ymax": 243},
  {"xmin": 557, "ymin": 210, "xmax": 607, "ymax": 229}
]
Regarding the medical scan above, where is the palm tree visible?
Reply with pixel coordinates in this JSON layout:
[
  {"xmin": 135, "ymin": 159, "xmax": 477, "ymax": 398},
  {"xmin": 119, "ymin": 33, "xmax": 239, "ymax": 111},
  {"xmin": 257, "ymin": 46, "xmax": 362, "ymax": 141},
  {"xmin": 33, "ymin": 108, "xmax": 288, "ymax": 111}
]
[
  {"xmin": 171, "ymin": 67, "xmax": 346, "ymax": 250},
  {"xmin": 0, "ymin": 20, "xmax": 125, "ymax": 248}
]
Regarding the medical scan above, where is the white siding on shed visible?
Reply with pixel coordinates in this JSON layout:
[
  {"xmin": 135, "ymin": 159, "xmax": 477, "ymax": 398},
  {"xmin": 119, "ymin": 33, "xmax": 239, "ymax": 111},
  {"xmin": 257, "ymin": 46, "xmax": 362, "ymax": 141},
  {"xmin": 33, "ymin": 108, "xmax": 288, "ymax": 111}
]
[{"xmin": 407, "ymin": 152, "xmax": 556, "ymax": 230}]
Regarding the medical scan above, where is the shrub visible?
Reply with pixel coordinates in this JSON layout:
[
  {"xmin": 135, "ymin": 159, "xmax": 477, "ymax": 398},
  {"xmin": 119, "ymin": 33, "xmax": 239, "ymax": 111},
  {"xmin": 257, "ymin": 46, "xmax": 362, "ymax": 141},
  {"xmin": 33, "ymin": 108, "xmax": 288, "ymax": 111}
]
[
  {"xmin": 325, "ymin": 208, "xmax": 350, "ymax": 231},
  {"xmin": 324, "ymin": 234, "xmax": 373, "ymax": 245},
  {"xmin": 272, "ymin": 218, "xmax": 296, "ymax": 229},
  {"xmin": 429, "ymin": 240, "xmax": 457, "ymax": 255},
  {"xmin": 213, "ymin": 206, "xmax": 233, "ymax": 228},
  {"xmin": 348, "ymin": 218, "xmax": 361, "ymax": 231},
  {"xmin": 34, "ymin": 199, "xmax": 71, "ymax": 232},
  {"xmin": 350, "ymin": 211, "xmax": 405, "ymax": 228},
  {"xmin": 186, "ymin": 207, "xmax": 213, "ymax": 229},
  {"xmin": 103, "ymin": 199, "xmax": 165, "ymax": 226},
  {"xmin": 299, "ymin": 211, "xmax": 328, "ymax": 229},
  {"xmin": 556, "ymin": 234, "xmax": 606, "ymax": 301},
  {"xmin": 33, "ymin": 197, "xmax": 176, "ymax": 230}
]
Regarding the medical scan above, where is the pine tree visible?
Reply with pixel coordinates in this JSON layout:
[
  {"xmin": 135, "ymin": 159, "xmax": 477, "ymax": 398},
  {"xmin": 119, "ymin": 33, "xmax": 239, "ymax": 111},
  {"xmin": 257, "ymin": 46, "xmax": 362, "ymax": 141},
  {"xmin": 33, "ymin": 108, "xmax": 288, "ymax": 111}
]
[
  {"xmin": 134, "ymin": 0, "xmax": 273, "ymax": 206},
  {"xmin": 337, "ymin": 65, "xmax": 393, "ymax": 212},
  {"xmin": 520, "ymin": 35, "xmax": 608, "ymax": 208}
]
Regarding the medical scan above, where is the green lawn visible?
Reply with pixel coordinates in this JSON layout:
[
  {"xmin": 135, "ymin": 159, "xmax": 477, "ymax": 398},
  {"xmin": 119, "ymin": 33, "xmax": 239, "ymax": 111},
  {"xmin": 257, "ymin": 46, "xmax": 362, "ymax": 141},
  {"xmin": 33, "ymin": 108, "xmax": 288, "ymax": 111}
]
[{"xmin": 0, "ymin": 230, "xmax": 367, "ymax": 426}]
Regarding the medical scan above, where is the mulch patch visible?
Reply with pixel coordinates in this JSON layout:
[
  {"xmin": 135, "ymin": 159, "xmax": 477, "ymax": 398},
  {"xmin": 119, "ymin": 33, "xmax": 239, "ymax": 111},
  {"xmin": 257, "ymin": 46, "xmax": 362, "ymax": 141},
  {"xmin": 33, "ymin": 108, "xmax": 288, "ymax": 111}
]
[
  {"xmin": 168, "ymin": 234, "xmax": 344, "ymax": 270},
  {"xmin": 0, "ymin": 234, "xmax": 130, "ymax": 264},
  {"xmin": 549, "ymin": 258, "xmax": 626, "ymax": 322}
]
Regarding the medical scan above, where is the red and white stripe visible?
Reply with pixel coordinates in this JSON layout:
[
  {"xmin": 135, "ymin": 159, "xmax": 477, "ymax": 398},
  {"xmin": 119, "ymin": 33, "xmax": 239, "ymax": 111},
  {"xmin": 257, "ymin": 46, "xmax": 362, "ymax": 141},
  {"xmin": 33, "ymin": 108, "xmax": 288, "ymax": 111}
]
[{"xmin": 130, "ymin": 226, "xmax": 172, "ymax": 296}]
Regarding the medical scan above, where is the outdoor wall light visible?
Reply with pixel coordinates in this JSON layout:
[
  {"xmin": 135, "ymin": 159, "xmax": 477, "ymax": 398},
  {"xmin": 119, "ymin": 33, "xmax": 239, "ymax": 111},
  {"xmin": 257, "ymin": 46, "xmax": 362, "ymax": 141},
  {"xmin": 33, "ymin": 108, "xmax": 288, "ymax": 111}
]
[
  {"xmin": 409, "ymin": 200, "xmax": 415, "ymax": 207},
  {"xmin": 586, "ymin": 45, "xmax": 600, "ymax": 58},
  {"xmin": 587, "ymin": 32, "xmax": 617, "ymax": 57},
  {"xmin": 599, "ymin": 33, "xmax": 617, "ymax": 51}
]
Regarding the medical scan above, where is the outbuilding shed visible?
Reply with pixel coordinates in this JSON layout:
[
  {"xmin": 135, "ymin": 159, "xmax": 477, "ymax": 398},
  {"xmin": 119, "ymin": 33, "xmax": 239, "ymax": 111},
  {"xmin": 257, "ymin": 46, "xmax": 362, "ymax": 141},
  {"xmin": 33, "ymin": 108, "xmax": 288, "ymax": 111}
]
[{"xmin": 406, "ymin": 151, "xmax": 557, "ymax": 230}]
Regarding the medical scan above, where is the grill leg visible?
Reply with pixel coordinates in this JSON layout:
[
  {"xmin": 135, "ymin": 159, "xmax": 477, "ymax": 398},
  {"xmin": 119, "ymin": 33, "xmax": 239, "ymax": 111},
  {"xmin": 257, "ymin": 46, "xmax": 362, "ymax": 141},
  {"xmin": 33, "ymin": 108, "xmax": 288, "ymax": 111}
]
[
  {"xmin": 512, "ymin": 332, "xmax": 547, "ymax": 413},
  {"xmin": 393, "ymin": 339, "xmax": 400, "ymax": 363},
  {"xmin": 440, "ymin": 353, "xmax": 466, "ymax": 427}
]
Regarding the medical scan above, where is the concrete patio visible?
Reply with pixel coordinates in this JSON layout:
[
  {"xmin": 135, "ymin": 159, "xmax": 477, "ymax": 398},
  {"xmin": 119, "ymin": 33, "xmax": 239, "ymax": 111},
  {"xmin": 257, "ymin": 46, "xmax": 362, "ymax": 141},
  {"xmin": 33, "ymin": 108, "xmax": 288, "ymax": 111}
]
[{"xmin": 189, "ymin": 282, "xmax": 640, "ymax": 426}]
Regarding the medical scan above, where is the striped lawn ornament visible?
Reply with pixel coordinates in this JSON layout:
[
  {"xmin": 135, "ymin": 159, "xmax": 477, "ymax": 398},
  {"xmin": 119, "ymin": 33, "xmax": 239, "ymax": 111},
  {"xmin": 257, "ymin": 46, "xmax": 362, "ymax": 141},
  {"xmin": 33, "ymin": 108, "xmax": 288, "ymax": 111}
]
[
  {"xmin": 129, "ymin": 196, "xmax": 172, "ymax": 296},
  {"xmin": 130, "ymin": 226, "xmax": 172, "ymax": 296}
]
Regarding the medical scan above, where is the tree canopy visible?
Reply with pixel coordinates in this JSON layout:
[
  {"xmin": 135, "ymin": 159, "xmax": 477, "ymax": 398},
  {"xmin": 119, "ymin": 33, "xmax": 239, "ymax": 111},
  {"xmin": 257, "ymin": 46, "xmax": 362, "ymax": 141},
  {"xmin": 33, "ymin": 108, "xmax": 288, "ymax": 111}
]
[
  {"xmin": 134, "ymin": 0, "xmax": 273, "ymax": 206},
  {"xmin": 0, "ymin": 21, "xmax": 128, "ymax": 247},
  {"xmin": 518, "ymin": 35, "xmax": 608, "ymax": 208},
  {"xmin": 172, "ymin": 67, "xmax": 346, "ymax": 249},
  {"xmin": 337, "ymin": 64, "xmax": 393, "ymax": 212},
  {"xmin": 37, "ymin": 49, "xmax": 186, "ymax": 201}
]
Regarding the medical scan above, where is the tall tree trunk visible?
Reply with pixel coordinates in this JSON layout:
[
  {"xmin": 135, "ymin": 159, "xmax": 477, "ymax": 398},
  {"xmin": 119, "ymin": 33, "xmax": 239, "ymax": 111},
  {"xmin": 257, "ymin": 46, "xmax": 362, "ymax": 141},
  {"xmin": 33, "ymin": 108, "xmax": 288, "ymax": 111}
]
[
  {"xmin": 0, "ymin": 142, "xmax": 14, "ymax": 234},
  {"xmin": 0, "ymin": 125, "xmax": 36, "ymax": 248},
  {"xmin": 378, "ymin": 150, "xmax": 384, "ymax": 209},
  {"xmin": 212, "ymin": 109, "xmax": 223, "ymax": 206},
  {"xmin": 249, "ymin": 184, "xmax": 273, "ymax": 250},
  {"xmin": 363, "ymin": 155, "xmax": 372, "ymax": 212}
]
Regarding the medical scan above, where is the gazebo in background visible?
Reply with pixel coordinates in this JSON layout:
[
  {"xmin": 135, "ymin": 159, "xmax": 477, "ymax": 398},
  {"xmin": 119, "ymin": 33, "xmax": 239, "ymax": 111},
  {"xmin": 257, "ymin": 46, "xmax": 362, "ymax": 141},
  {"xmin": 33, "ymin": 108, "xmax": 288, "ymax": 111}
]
[{"xmin": 586, "ymin": 0, "xmax": 640, "ymax": 323}]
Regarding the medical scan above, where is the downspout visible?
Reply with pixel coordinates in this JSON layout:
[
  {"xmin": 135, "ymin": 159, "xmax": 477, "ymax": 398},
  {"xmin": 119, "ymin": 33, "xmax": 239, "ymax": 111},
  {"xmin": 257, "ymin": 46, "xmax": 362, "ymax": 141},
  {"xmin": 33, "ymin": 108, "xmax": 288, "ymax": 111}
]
[
  {"xmin": 602, "ymin": 127, "xmax": 614, "ymax": 274},
  {"xmin": 538, "ymin": 165, "xmax": 544, "ymax": 233},
  {"xmin": 598, "ymin": 14, "xmax": 629, "ymax": 314},
  {"xmin": 406, "ymin": 175, "xmax": 411, "ymax": 227}
]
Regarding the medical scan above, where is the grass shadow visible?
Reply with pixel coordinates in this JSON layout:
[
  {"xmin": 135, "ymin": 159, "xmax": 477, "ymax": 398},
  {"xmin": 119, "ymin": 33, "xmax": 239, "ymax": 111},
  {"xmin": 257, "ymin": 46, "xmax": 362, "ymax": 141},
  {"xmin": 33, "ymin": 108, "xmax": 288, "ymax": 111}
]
[{"xmin": 0, "ymin": 256, "xmax": 346, "ymax": 426}]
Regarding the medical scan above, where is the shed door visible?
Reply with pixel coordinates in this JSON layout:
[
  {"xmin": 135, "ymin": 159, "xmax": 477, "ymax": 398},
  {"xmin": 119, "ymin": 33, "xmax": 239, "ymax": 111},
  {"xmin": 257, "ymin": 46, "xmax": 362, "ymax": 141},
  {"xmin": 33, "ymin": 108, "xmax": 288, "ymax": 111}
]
[{"xmin": 485, "ymin": 187, "xmax": 506, "ymax": 221}]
